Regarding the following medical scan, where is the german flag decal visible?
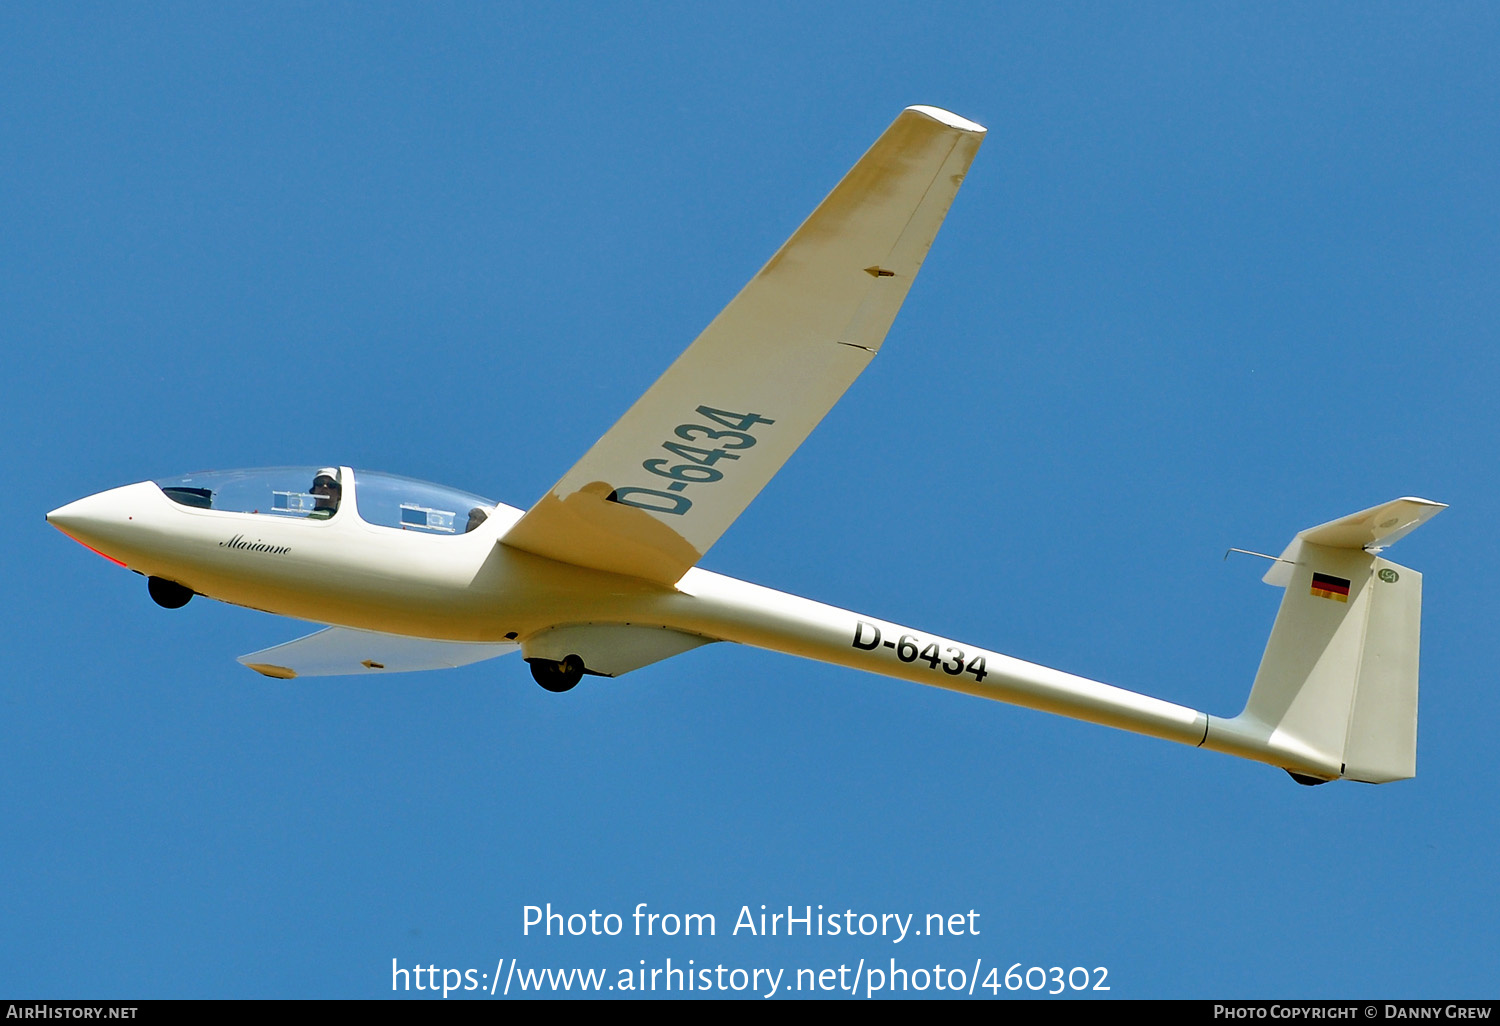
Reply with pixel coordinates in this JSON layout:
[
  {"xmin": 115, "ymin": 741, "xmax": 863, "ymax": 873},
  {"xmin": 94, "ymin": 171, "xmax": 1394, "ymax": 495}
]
[{"xmin": 1310, "ymin": 572, "xmax": 1351, "ymax": 602}]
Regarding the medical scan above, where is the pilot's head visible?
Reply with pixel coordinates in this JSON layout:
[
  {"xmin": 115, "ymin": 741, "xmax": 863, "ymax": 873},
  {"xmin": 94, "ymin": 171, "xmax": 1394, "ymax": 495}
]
[{"xmin": 311, "ymin": 468, "xmax": 342, "ymax": 511}]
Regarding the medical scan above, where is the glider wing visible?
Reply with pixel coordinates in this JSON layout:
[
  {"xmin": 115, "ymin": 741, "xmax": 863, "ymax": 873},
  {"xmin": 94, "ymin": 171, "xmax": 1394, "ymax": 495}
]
[
  {"xmin": 239, "ymin": 627, "xmax": 518, "ymax": 679},
  {"xmin": 500, "ymin": 106, "xmax": 986, "ymax": 585}
]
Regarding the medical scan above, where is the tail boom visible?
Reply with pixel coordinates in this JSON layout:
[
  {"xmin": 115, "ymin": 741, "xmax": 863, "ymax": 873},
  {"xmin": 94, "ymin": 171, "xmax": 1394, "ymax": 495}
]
[
  {"xmin": 669, "ymin": 494, "xmax": 1439, "ymax": 783},
  {"xmin": 675, "ymin": 569, "xmax": 1216, "ymax": 751}
]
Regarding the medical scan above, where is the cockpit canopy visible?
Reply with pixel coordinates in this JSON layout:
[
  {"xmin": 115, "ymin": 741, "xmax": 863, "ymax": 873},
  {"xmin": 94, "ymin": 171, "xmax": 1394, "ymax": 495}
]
[{"xmin": 153, "ymin": 467, "xmax": 497, "ymax": 535}]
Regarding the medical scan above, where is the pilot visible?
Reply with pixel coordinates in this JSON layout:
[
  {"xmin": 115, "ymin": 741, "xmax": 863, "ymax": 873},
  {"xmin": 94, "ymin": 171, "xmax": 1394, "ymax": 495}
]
[{"xmin": 308, "ymin": 468, "xmax": 342, "ymax": 519}]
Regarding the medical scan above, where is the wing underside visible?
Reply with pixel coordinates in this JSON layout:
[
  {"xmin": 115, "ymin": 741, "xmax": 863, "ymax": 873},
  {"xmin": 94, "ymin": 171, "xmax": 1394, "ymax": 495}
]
[
  {"xmin": 500, "ymin": 106, "xmax": 986, "ymax": 586},
  {"xmin": 239, "ymin": 627, "xmax": 518, "ymax": 679}
]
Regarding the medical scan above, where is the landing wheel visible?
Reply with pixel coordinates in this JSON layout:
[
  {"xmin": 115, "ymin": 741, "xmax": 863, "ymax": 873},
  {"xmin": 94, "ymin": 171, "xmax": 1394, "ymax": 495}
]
[
  {"xmin": 148, "ymin": 576, "xmax": 193, "ymax": 609},
  {"xmin": 529, "ymin": 654, "xmax": 584, "ymax": 693},
  {"xmin": 1286, "ymin": 771, "xmax": 1333, "ymax": 786}
]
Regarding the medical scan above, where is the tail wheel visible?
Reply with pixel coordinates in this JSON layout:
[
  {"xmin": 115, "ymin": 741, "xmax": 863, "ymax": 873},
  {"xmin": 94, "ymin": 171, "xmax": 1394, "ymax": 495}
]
[
  {"xmin": 148, "ymin": 576, "xmax": 193, "ymax": 609},
  {"xmin": 528, "ymin": 654, "xmax": 584, "ymax": 693}
]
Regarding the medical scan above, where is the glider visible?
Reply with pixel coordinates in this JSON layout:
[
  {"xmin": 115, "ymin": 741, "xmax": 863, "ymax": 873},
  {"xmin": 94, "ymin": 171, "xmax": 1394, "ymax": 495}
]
[{"xmin": 47, "ymin": 106, "xmax": 1443, "ymax": 784}]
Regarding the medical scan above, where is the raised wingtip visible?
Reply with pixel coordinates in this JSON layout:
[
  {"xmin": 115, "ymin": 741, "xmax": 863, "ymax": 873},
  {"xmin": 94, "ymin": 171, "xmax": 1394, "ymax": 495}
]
[
  {"xmin": 243, "ymin": 662, "xmax": 298, "ymax": 679},
  {"xmin": 904, "ymin": 105, "xmax": 987, "ymax": 134}
]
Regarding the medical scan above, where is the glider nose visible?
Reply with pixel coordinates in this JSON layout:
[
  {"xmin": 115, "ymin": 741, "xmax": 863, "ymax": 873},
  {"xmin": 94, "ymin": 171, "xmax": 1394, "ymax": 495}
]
[
  {"xmin": 47, "ymin": 494, "xmax": 99, "ymax": 530},
  {"xmin": 47, "ymin": 489, "xmax": 123, "ymax": 532},
  {"xmin": 47, "ymin": 484, "xmax": 152, "ymax": 566}
]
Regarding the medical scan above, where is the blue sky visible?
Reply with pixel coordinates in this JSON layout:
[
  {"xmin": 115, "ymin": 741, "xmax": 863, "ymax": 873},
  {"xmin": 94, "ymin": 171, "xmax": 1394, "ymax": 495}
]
[{"xmin": 4, "ymin": 2, "xmax": 1497, "ymax": 999}]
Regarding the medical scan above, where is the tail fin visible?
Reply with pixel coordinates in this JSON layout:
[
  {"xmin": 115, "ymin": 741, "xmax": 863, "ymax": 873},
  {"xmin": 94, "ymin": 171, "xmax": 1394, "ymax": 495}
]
[{"xmin": 1207, "ymin": 498, "xmax": 1444, "ymax": 783}]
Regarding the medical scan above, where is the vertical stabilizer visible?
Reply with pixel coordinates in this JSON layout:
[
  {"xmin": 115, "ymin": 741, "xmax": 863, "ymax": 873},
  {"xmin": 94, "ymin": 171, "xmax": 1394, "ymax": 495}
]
[{"xmin": 1206, "ymin": 498, "xmax": 1441, "ymax": 783}]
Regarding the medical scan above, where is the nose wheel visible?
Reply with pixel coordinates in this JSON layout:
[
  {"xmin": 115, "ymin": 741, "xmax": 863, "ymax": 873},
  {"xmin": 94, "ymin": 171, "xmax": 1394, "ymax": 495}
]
[
  {"xmin": 528, "ymin": 655, "xmax": 584, "ymax": 693},
  {"xmin": 148, "ymin": 576, "xmax": 193, "ymax": 609}
]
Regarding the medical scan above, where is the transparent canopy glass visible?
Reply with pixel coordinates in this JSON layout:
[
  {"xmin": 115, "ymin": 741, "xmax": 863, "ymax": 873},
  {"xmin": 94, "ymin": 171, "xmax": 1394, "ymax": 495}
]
[
  {"xmin": 153, "ymin": 467, "xmax": 496, "ymax": 535},
  {"xmin": 349, "ymin": 469, "xmax": 496, "ymax": 534}
]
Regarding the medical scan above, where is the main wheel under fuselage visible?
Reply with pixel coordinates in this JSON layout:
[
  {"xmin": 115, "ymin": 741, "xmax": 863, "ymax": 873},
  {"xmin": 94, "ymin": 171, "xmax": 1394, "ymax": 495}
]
[
  {"xmin": 528, "ymin": 655, "xmax": 584, "ymax": 692},
  {"xmin": 148, "ymin": 576, "xmax": 193, "ymax": 609}
]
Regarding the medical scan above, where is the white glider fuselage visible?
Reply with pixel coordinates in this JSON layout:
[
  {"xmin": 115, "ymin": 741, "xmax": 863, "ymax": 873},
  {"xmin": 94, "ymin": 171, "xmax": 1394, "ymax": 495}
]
[
  {"xmin": 50, "ymin": 472, "xmax": 1218, "ymax": 752},
  {"xmin": 49, "ymin": 105, "xmax": 1443, "ymax": 784},
  {"xmin": 51, "ymin": 469, "xmax": 1417, "ymax": 783}
]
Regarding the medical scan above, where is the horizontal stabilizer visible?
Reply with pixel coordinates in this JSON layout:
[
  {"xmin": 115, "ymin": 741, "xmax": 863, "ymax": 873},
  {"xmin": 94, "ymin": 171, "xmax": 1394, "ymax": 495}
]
[
  {"xmin": 1264, "ymin": 497, "xmax": 1445, "ymax": 586},
  {"xmin": 238, "ymin": 628, "xmax": 517, "ymax": 679}
]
